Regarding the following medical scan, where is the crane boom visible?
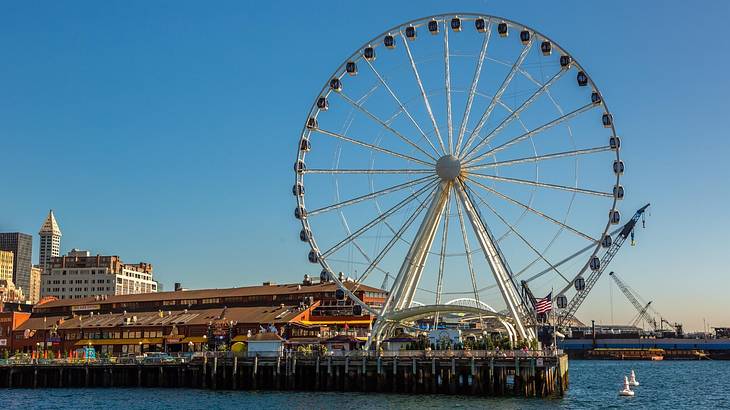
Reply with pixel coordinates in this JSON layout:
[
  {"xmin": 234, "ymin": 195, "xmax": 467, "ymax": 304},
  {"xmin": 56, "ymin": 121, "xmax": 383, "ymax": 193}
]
[
  {"xmin": 557, "ymin": 204, "xmax": 650, "ymax": 327},
  {"xmin": 610, "ymin": 271, "xmax": 650, "ymax": 324}
]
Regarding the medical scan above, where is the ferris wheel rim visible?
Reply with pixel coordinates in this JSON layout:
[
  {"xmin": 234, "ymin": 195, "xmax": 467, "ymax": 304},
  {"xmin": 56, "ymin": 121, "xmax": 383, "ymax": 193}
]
[{"xmin": 293, "ymin": 13, "xmax": 622, "ymax": 322}]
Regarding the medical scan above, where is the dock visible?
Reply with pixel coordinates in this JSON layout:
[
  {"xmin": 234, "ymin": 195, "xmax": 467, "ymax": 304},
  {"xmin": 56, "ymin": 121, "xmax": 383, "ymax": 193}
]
[{"xmin": 0, "ymin": 351, "xmax": 568, "ymax": 397}]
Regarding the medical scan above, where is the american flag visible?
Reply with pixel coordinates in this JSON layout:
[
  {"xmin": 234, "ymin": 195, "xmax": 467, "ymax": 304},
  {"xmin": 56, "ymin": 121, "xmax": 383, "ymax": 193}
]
[{"xmin": 535, "ymin": 292, "xmax": 552, "ymax": 314}]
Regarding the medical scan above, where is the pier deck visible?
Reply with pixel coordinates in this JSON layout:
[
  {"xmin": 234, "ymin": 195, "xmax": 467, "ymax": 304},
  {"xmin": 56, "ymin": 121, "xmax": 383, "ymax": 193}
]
[{"xmin": 0, "ymin": 352, "xmax": 568, "ymax": 397}]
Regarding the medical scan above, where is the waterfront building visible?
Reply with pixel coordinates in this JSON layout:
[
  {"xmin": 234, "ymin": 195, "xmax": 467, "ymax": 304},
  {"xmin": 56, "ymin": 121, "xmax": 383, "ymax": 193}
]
[
  {"xmin": 0, "ymin": 310, "xmax": 30, "ymax": 354},
  {"xmin": 0, "ymin": 232, "xmax": 33, "ymax": 297},
  {"xmin": 28, "ymin": 266, "xmax": 42, "ymax": 304},
  {"xmin": 0, "ymin": 250, "xmax": 13, "ymax": 283},
  {"xmin": 14, "ymin": 278, "xmax": 386, "ymax": 354},
  {"xmin": 40, "ymin": 250, "xmax": 158, "ymax": 300},
  {"xmin": 38, "ymin": 210, "xmax": 62, "ymax": 271}
]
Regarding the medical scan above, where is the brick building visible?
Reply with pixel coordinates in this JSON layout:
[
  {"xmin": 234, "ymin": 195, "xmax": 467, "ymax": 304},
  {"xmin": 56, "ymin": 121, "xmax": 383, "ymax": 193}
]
[{"xmin": 13, "ymin": 278, "xmax": 386, "ymax": 355}]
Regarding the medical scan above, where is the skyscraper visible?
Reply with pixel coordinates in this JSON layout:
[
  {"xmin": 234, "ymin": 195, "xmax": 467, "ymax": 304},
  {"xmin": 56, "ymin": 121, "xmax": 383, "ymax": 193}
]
[
  {"xmin": 39, "ymin": 210, "xmax": 62, "ymax": 270},
  {"xmin": 0, "ymin": 250, "xmax": 13, "ymax": 283},
  {"xmin": 0, "ymin": 233, "xmax": 33, "ymax": 296}
]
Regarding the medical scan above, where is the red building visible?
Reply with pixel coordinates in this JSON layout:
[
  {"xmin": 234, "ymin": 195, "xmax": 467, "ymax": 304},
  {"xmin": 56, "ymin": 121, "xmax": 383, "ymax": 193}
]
[
  {"xmin": 0, "ymin": 310, "xmax": 30, "ymax": 354},
  {"xmin": 12, "ymin": 279, "xmax": 385, "ymax": 355}
]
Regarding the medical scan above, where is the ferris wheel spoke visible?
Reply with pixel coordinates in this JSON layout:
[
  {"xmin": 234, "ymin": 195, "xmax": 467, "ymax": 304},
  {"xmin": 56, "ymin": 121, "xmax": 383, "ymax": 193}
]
[
  {"xmin": 314, "ymin": 128, "xmax": 434, "ymax": 167},
  {"xmin": 469, "ymin": 172, "xmax": 613, "ymax": 197},
  {"xmin": 399, "ymin": 31, "xmax": 447, "ymax": 155},
  {"xmin": 351, "ymin": 189, "xmax": 433, "ymax": 294},
  {"xmin": 458, "ymin": 38, "xmax": 534, "ymax": 157},
  {"xmin": 434, "ymin": 192, "xmax": 452, "ymax": 305},
  {"xmin": 364, "ymin": 59, "xmax": 442, "ymax": 156},
  {"xmin": 465, "ymin": 146, "xmax": 612, "ymax": 171},
  {"xmin": 463, "ymin": 184, "xmax": 571, "ymax": 283},
  {"xmin": 320, "ymin": 180, "xmax": 438, "ymax": 259},
  {"xmin": 305, "ymin": 168, "xmax": 433, "ymax": 175},
  {"xmin": 453, "ymin": 185, "xmax": 484, "ymax": 311},
  {"xmin": 443, "ymin": 21, "xmax": 453, "ymax": 154},
  {"xmin": 465, "ymin": 176, "xmax": 598, "ymax": 242},
  {"xmin": 464, "ymin": 102, "xmax": 596, "ymax": 165},
  {"xmin": 337, "ymin": 91, "xmax": 438, "ymax": 162},
  {"xmin": 308, "ymin": 175, "xmax": 437, "ymax": 216},
  {"xmin": 455, "ymin": 19, "xmax": 493, "ymax": 158},
  {"xmin": 460, "ymin": 68, "xmax": 568, "ymax": 160}
]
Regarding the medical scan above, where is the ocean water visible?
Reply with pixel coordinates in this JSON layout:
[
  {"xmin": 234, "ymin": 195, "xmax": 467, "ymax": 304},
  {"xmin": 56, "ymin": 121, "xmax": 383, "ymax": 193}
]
[{"xmin": 2, "ymin": 360, "xmax": 729, "ymax": 409}]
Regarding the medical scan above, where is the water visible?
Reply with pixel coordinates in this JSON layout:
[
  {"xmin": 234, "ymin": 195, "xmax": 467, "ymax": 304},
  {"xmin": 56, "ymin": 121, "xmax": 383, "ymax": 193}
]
[{"xmin": 3, "ymin": 361, "xmax": 729, "ymax": 409}]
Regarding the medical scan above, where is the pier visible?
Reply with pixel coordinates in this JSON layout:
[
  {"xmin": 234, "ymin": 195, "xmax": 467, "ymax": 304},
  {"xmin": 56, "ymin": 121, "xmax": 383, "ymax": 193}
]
[{"xmin": 0, "ymin": 351, "xmax": 568, "ymax": 397}]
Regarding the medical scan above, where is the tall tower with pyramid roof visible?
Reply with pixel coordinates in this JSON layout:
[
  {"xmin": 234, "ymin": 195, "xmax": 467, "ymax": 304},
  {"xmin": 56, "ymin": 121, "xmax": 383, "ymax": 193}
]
[{"xmin": 39, "ymin": 210, "xmax": 62, "ymax": 270}]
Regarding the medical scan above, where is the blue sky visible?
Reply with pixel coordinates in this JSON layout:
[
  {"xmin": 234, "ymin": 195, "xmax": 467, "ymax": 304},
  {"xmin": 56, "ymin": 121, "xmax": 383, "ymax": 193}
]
[{"xmin": 1, "ymin": 1, "xmax": 728, "ymax": 331}]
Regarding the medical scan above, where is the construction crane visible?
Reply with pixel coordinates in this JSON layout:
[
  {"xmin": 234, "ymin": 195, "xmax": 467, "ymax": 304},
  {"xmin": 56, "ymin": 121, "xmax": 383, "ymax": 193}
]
[
  {"xmin": 609, "ymin": 271, "xmax": 683, "ymax": 336},
  {"xmin": 610, "ymin": 272, "xmax": 657, "ymax": 329},
  {"xmin": 556, "ymin": 203, "xmax": 650, "ymax": 327},
  {"xmin": 660, "ymin": 319, "xmax": 683, "ymax": 336}
]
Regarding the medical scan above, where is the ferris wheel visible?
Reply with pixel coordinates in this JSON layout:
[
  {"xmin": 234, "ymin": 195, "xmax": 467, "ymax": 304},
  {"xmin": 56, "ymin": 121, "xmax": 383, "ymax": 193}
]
[{"xmin": 293, "ymin": 13, "xmax": 623, "ymax": 343}]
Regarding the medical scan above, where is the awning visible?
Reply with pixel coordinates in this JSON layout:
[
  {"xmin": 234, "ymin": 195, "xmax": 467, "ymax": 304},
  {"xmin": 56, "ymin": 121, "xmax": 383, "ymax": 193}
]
[
  {"xmin": 231, "ymin": 335, "xmax": 249, "ymax": 342},
  {"xmin": 74, "ymin": 338, "xmax": 164, "ymax": 346},
  {"xmin": 183, "ymin": 336, "xmax": 207, "ymax": 343}
]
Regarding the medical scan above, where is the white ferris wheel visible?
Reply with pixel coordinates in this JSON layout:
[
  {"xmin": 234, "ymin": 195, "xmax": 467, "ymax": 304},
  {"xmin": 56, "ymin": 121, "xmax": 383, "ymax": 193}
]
[{"xmin": 293, "ymin": 13, "xmax": 623, "ymax": 344}]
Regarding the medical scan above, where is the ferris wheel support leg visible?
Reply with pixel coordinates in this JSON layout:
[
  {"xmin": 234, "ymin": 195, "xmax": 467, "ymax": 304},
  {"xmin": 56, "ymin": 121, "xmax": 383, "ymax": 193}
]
[
  {"xmin": 502, "ymin": 321, "xmax": 517, "ymax": 349},
  {"xmin": 455, "ymin": 184, "xmax": 535, "ymax": 341},
  {"xmin": 373, "ymin": 181, "xmax": 451, "ymax": 341}
]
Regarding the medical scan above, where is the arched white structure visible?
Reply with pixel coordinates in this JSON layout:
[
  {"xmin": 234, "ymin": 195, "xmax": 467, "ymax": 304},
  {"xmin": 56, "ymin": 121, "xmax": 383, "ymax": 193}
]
[{"xmin": 445, "ymin": 297, "xmax": 497, "ymax": 312}]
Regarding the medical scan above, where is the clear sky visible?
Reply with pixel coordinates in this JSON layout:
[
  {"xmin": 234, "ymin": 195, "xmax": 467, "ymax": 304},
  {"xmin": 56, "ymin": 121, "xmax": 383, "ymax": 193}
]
[{"xmin": 1, "ymin": 0, "xmax": 728, "ymax": 331}]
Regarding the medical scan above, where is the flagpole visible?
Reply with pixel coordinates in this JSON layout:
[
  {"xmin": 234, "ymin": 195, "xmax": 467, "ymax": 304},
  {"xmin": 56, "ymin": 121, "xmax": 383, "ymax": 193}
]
[{"xmin": 552, "ymin": 287, "xmax": 557, "ymax": 354}]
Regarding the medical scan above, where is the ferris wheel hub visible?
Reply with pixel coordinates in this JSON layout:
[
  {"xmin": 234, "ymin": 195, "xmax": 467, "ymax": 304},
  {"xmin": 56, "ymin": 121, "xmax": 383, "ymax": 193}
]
[{"xmin": 435, "ymin": 154, "xmax": 462, "ymax": 181}]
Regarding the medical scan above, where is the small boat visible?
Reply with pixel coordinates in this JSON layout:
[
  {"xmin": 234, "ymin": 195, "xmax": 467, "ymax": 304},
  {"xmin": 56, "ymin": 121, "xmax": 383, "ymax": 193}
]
[
  {"xmin": 629, "ymin": 370, "xmax": 639, "ymax": 386},
  {"xmin": 619, "ymin": 376, "xmax": 635, "ymax": 397}
]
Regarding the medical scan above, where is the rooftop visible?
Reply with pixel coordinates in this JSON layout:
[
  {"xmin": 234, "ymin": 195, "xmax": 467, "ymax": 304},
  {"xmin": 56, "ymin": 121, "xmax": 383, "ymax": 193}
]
[
  {"xmin": 17, "ymin": 305, "xmax": 304, "ymax": 331},
  {"xmin": 39, "ymin": 210, "xmax": 62, "ymax": 236},
  {"xmin": 35, "ymin": 281, "xmax": 385, "ymax": 310}
]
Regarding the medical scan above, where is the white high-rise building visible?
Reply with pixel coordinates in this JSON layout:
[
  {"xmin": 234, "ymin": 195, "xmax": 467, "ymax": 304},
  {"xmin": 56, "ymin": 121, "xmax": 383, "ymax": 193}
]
[
  {"xmin": 39, "ymin": 210, "xmax": 62, "ymax": 271},
  {"xmin": 40, "ymin": 251, "xmax": 158, "ymax": 300}
]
